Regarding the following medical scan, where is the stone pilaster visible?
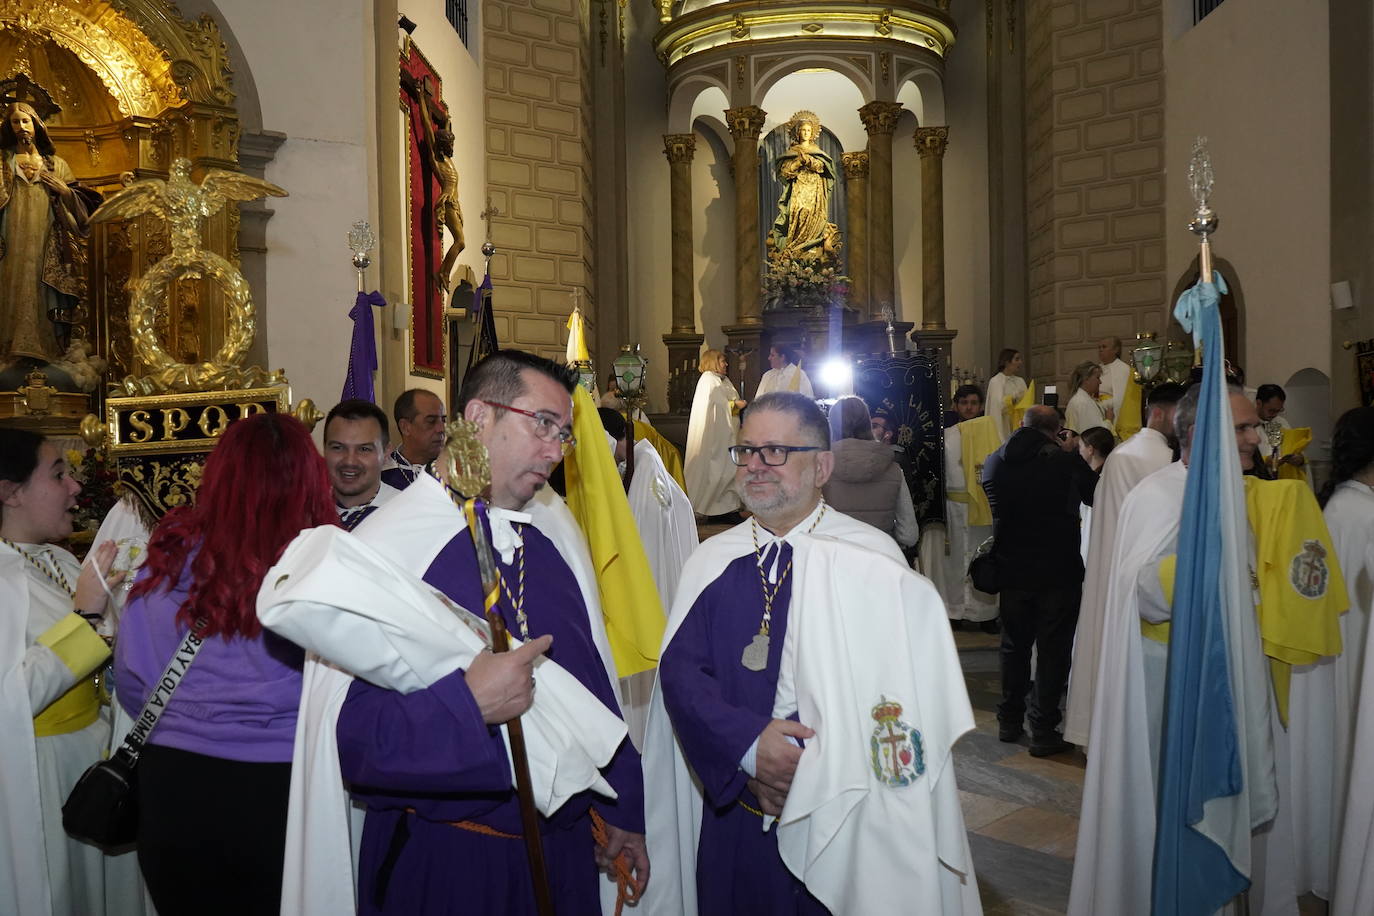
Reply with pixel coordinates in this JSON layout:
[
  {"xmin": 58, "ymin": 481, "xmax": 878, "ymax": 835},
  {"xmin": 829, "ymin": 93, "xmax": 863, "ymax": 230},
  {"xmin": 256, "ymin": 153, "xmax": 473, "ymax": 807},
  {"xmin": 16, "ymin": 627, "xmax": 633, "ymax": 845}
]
[
  {"xmin": 725, "ymin": 105, "xmax": 767, "ymax": 327},
  {"xmin": 858, "ymin": 100, "xmax": 904, "ymax": 318},
  {"xmin": 662, "ymin": 134, "xmax": 697, "ymax": 334},
  {"xmin": 914, "ymin": 126, "xmax": 950, "ymax": 330},
  {"xmin": 841, "ymin": 151, "xmax": 871, "ymax": 318}
]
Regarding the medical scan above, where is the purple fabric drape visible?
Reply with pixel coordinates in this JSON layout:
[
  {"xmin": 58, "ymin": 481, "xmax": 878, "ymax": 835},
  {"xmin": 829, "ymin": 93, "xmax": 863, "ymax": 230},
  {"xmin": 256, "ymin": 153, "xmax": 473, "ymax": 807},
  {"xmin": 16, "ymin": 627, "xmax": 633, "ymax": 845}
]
[{"xmin": 342, "ymin": 291, "xmax": 387, "ymax": 403}]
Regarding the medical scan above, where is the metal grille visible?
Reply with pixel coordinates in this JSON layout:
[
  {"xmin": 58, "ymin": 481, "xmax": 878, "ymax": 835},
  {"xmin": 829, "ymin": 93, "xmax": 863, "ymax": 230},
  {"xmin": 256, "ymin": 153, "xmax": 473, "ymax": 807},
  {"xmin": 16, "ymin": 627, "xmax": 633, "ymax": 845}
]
[
  {"xmin": 1195, "ymin": 0, "xmax": 1226, "ymax": 23},
  {"xmin": 446, "ymin": 0, "xmax": 469, "ymax": 46}
]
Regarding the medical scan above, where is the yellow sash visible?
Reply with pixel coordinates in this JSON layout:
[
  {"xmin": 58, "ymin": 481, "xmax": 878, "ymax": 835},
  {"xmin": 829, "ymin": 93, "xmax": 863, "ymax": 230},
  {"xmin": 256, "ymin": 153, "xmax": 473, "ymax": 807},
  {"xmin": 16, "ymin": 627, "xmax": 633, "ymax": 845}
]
[
  {"xmin": 1007, "ymin": 381, "xmax": 1036, "ymax": 432},
  {"xmin": 957, "ymin": 415, "xmax": 1002, "ymax": 527},
  {"xmin": 1140, "ymin": 479, "xmax": 1346, "ymax": 725},
  {"xmin": 33, "ymin": 677, "xmax": 101, "ymax": 737},
  {"xmin": 1115, "ymin": 378, "xmax": 1143, "ymax": 441}
]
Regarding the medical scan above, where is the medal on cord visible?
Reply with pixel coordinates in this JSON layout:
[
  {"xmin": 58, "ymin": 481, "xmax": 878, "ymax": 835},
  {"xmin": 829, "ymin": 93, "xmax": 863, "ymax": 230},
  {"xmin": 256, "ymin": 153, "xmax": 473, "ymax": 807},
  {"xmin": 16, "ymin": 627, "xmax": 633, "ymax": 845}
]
[{"xmin": 741, "ymin": 503, "xmax": 827, "ymax": 672}]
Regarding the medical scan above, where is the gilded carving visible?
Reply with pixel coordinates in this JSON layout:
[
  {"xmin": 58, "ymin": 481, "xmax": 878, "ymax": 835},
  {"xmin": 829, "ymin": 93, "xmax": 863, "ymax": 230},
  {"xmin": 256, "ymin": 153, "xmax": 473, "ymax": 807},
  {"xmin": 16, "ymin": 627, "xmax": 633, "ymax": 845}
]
[
  {"xmin": 876, "ymin": 9, "xmax": 893, "ymax": 36},
  {"xmin": 89, "ymin": 157, "xmax": 286, "ymax": 393},
  {"xmin": 735, "ymin": 55, "xmax": 745, "ymax": 88},
  {"xmin": 662, "ymin": 132, "xmax": 696, "ymax": 164},
  {"xmin": 914, "ymin": 125, "xmax": 949, "ymax": 159},
  {"xmin": 880, "ymin": 51, "xmax": 890, "ymax": 85},
  {"xmin": 724, "ymin": 104, "xmax": 766, "ymax": 141},
  {"xmin": 858, "ymin": 100, "xmax": 903, "ymax": 136},
  {"xmin": 731, "ymin": 13, "xmax": 748, "ymax": 39},
  {"xmin": 841, "ymin": 150, "xmax": 870, "ymax": 179}
]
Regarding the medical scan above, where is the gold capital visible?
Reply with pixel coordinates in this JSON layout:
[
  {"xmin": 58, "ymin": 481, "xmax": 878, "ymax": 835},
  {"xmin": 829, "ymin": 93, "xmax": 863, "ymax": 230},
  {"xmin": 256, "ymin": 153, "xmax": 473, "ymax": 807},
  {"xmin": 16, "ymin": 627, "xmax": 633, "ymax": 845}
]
[
  {"xmin": 724, "ymin": 105, "xmax": 768, "ymax": 141},
  {"xmin": 858, "ymin": 100, "xmax": 904, "ymax": 136},
  {"xmin": 663, "ymin": 133, "xmax": 697, "ymax": 164},
  {"xmin": 841, "ymin": 151, "xmax": 871, "ymax": 179},
  {"xmin": 915, "ymin": 126, "xmax": 950, "ymax": 158}
]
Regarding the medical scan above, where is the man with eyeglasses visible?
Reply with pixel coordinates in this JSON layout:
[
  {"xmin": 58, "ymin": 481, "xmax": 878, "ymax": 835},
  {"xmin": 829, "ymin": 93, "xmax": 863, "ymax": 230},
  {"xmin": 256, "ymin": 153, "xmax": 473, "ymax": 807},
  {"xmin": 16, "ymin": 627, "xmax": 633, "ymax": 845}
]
[
  {"xmin": 330, "ymin": 350, "xmax": 648, "ymax": 914},
  {"xmin": 644, "ymin": 392, "xmax": 981, "ymax": 915}
]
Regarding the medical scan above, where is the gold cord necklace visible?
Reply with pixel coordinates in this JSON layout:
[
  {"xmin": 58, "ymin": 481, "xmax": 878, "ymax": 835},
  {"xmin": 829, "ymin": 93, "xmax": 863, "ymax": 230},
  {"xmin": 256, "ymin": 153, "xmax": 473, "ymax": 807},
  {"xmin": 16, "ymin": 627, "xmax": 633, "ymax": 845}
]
[
  {"xmin": 741, "ymin": 502, "xmax": 827, "ymax": 672},
  {"xmin": 498, "ymin": 528, "xmax": 530, "ymax": 640},
  {"xmin": 1, "ymin": 536, "xmax": 74, "ymax": 597}
]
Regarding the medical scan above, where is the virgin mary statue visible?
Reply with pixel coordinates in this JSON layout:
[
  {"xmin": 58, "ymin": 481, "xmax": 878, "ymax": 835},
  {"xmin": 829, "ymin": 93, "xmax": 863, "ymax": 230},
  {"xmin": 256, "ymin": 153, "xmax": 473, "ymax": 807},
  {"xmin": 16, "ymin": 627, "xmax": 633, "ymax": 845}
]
[{"xmin": 766, "ymin": 110, "xmax": 839, "ymax": 262}]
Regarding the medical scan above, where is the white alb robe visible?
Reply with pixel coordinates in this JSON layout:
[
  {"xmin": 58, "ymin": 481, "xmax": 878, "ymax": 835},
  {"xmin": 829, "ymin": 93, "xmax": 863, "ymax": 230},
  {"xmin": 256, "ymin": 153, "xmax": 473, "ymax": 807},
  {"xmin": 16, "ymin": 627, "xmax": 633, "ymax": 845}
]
[
  {"xmin": 923, "ymin": 425, "xmax": 996, "ymax": 622},
  {"xmin": 1063, "ymin": 427, "xmax": 1174, "ymax": 747},
  {"xmin": 756, "ymin": 363, "xmax": 815, "ymax": 399},
  {"xmin": 684, "ymin": 370, "xmax": 741, "ymax": 515},
  {"xmin": 1328, "ymin": 481, "xmax": 1374, "ymax": 915},
  {"xmin": 641, "ymin": 505, "xmax": 980, "ymax": 915},
  {"xmin": 1098, "ymin": 357, "xmax": 1132, "ymax": 424},
  {"xmin": 1065, "ymin": 387, "xmax": 1110, "ymax": 434},
  {"xmin": 1070, "ymin": 461, "xmax": 1312, "ymax": 916},
  {"xmin": 984, "ymin": 371, "xmax": 1026, "ymax": 443},
  {"xmin": 0, "ymin": 542, "xmax": 143, "ymax": 916}
]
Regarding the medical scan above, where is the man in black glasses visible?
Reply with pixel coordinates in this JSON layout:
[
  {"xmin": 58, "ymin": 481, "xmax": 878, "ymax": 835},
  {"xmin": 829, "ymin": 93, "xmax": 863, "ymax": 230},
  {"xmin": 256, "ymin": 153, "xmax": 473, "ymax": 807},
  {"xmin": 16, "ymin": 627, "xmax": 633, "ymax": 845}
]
[
  {"xmin": 327, "ymin": 350, "xmax": 648, "ymax": 914},
  {"xmin": 646, "ymin": 392, "xmax": 981, "ymax": 914}
]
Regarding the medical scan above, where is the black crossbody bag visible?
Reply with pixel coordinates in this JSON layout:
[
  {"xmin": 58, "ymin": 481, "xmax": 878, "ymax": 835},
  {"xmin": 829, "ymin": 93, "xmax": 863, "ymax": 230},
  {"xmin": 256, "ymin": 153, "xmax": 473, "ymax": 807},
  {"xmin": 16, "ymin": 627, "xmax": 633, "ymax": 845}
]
[{"xmin": 62, "ymin": 620, "xmax": 206, "ymax": 850}]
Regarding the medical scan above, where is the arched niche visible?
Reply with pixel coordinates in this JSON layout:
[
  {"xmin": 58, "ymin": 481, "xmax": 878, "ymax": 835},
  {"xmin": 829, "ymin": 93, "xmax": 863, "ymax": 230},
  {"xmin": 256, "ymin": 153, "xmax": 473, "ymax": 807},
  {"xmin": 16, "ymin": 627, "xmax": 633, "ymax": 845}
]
[
  {"xmin": 758, "ymin": 69, "xmax": 867, "ymax": 152},
  {"xmin": 1168, "ymin": 254, "xmax": 1246, "ymax": 373},
  {"xmin": 895, "ymin": 68, "xmax": 946, "ymax": 126},
  {"xmin": 754, "ymin": 56, "xmax": 874, "ymax": 117},
  {"xmin": 669, "ymin": 74, "xmax": 730, "ymax": 135},
  {"xmin": 0, "ymin": 0, "xmax": 259, "ymax": 385},
  {"xmin": 686, "ymin": 84, "xmax": 731, "ymax": 148}
]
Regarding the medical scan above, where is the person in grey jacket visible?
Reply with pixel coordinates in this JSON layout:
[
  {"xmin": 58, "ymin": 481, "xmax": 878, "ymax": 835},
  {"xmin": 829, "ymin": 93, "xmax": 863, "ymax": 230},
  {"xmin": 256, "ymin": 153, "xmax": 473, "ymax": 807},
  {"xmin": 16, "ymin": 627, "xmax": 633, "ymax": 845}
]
[{"xmin": 822, "ymin": 396, "xmax": 918, "ymax": 549}]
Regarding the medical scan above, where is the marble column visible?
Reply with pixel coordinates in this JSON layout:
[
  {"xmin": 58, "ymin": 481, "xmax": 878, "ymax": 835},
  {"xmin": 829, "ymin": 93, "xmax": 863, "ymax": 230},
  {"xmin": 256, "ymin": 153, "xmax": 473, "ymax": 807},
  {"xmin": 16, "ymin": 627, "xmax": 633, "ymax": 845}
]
[
  {"xmin": 841, "ymin": 151, "xmax": 871, "ymax": 318},
  {"xmin": 662, "ymin": 133, "xmax": 697, "ymax": 334},
  {"xmin": 661, "ymin": 133, "xmax": 705, "ymax": 414},
  {"xmin": 724, "ymin": 105, "xmax": 767, "ymax": 326},
  {"xmin": 914, "ymin": 126, "xmax": 950, "ymax": 330},
  {"xmin": 858, "ymin": 100, "xmax": 904, "ymax": 318}
]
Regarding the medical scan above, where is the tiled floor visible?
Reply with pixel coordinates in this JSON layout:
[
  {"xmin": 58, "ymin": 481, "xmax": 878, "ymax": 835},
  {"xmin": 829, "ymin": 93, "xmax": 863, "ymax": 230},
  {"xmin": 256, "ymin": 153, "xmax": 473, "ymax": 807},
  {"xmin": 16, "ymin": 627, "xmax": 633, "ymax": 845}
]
[
  {"xmin": 951, "ymin": 628, "xmax": 1330, "ymax": 916},
  {"xmin": 951, "ymin": 629, "xmax": 1086, "ymax": 915}
]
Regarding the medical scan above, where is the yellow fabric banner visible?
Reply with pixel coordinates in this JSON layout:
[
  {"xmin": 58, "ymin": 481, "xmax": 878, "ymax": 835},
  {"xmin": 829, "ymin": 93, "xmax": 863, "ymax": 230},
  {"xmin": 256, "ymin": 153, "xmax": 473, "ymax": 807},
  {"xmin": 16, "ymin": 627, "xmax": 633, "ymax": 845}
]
[
  {"xmin": 958, "ymin": 415, "xmax": 1002, "ymax": 528},
  {"xmin": 564, "ymin": 386, "xmax": 666, "ymax": 677},
  {"xmin": 633, "ymin": 420, "xmax": 686, "ymax": 491},
  {"xmin": 1276, "ymin": 427, "xmax": 1313, "ymax": 481}
]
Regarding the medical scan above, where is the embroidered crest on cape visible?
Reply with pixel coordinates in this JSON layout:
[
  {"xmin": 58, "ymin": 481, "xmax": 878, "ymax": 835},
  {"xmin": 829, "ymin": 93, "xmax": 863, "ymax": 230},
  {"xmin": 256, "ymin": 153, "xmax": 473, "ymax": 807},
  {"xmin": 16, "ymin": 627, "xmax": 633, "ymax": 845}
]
[
  {"xmin": 869, "ymin": 697, "xmax": 924, "ymax": 788},
  {"xmin": 1289, "ymin": 539, "xmax": 1329, "ymax": 600}
]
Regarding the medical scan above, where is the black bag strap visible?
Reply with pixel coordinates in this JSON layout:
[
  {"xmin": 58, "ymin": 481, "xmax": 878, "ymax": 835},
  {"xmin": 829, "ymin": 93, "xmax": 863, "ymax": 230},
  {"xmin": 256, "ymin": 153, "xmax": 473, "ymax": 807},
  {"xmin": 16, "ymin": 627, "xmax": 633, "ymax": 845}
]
[{"xmin": 112, "ymin": 619, "xmax": 208, "ymax": 765}]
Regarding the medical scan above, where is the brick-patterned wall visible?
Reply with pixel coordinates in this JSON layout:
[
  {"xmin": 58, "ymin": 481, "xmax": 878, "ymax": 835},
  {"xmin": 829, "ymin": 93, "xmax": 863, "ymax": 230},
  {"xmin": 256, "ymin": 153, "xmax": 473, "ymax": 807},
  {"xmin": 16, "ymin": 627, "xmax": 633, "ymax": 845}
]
[
  {"xmin": 1024, "ymin": 0, "xmax": 1166, "ymax": 385},
  {"xmin": 483, "ymin": 0, "xmax": 592, "ymax": 360}
]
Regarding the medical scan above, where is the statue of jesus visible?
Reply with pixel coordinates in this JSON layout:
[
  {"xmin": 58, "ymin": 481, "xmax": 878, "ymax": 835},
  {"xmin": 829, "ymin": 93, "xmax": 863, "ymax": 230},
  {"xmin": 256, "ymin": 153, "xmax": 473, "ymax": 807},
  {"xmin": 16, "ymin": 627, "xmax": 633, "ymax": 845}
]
[{"xmin": 766, "ymin": 110, "xmax": 839, "ymax": 263}]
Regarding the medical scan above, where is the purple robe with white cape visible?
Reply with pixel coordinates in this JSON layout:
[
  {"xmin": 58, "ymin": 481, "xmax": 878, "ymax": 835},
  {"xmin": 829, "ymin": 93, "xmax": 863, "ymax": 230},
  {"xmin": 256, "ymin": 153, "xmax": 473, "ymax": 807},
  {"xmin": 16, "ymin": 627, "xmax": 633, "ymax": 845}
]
[
  {"xmin": 263, "ymin": 474, "xmax": 638, "ymax": 915},
  {"xmin": 643, "ymin": 503, "xmax": 981, "ymax": 915}
]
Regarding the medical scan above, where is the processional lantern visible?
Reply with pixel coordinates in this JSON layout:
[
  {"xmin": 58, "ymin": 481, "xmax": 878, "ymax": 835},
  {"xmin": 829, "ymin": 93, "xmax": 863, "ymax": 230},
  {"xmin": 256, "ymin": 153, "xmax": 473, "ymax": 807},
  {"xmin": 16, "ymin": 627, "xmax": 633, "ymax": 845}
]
[
  {"xmin": 612, "ymin": 344, "xmax": 648, "ymax": 400},
  {"xmin": 348, "ymin": 219, "xmax": 376, "ymax": 292}
]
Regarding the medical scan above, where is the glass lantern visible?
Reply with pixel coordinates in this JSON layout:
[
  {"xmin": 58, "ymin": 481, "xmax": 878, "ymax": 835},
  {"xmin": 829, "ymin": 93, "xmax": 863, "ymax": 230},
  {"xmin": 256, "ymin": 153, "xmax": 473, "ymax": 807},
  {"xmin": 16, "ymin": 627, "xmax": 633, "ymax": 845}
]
[
  {"xmin": 613, "ymin": 344, "xmax": 648, "ymax": 400},
  {"xmin": 1131, "ymin": 334, "xmax": 1163, "ymax": 385}
]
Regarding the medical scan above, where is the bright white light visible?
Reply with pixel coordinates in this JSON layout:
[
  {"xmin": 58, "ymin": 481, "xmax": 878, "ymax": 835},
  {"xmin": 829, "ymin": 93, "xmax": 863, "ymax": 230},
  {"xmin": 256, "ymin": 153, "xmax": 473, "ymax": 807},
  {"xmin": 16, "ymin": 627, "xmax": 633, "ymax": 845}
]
[{"xmin": 819, "ymin": 357, "xmax": 853, "ymax": 393}]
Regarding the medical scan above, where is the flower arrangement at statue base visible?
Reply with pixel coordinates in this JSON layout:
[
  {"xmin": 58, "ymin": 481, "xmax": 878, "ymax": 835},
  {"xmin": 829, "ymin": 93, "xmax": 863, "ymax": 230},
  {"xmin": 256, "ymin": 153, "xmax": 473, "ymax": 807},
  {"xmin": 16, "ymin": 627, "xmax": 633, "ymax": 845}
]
[
  {"xmin": 762, "ymin": 255, "xmax": 850, "ymax": 311},
  {"xmin": 66, "ymin": 447, "xmax": 121, "ymax": 533}
]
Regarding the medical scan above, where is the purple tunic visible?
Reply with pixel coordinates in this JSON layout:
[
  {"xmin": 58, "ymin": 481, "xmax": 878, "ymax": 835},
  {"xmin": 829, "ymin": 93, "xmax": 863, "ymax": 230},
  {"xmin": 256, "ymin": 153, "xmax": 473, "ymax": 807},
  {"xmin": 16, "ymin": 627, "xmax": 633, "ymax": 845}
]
[
  {"xmin": 114, "ymin": 565, "xmax": 304, "ymax": 763},
  {"xmin": 336, "ymin": 518, "xmax": 644, "ymax": 915},
  {"xmin": 658, "ymin": 544, "xmax": 829, "ymax": 915}
]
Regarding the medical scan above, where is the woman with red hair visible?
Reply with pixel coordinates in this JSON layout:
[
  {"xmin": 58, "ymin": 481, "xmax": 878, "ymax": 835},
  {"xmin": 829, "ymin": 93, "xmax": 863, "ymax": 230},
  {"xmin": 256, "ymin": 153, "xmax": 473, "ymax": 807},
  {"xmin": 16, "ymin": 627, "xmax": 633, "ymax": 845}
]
[{"xmin": 113, "ymin": 412, "xmax": 337, "ymax": 915}]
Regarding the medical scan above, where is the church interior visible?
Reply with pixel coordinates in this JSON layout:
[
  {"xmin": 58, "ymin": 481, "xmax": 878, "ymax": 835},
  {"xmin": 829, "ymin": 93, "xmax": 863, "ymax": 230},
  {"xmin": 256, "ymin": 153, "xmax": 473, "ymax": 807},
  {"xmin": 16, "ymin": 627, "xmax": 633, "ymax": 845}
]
[{"xmin": 2, "ymin": 0, "xmax": 1372, "ymax": 913}]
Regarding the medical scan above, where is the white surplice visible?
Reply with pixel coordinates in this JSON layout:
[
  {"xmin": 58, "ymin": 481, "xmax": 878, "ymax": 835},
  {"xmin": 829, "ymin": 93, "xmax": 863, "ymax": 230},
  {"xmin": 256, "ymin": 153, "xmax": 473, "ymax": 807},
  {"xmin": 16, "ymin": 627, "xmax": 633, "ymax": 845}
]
[
  {"xmin": 984, "ymin": 372, "xmax": 1027, "ymax": 443},
  {"xmin": 1328, "ymin": 481, "xmax": 1374, "ymax": 915},
  {"xmin": 923, "ymin": 425, "xmax": 996, "ymax": 623},
  {"xmin": 684, "ymin": 370, "xmax": 741, "ymax": 516},
  {"xmin": 1099, "ymin": 357, "xmax": 1133, "ymax": 424},
  {"xmin": 640, "ymin": 504, "xmax": 978, "ymax": 915},
  {"xmin": 1066, "ymin": 388, "xmax": 1110, "ymax": 435},
  {"xmin": 0, "ymin": 542, "xmax": 143, "ymax": 916},
  {"xmin": 1063, "ymin": 428, "xmax": 1174, "ymax": 747},
  {"xmin": 756, "ymin": 363, "xmax": 815, "ymax": 398},
  {"xmin": 621, "ymin": 437, "xmax": 698, "ymax": 747}
]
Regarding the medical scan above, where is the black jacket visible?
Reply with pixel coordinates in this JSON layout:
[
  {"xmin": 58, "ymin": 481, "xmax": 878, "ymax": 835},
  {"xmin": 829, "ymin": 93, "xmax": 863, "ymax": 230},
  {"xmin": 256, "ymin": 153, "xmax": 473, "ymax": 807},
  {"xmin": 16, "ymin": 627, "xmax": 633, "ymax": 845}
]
[{"xmin": 980, "ymin": 427, "xmax": 1098, "ymax": 589}]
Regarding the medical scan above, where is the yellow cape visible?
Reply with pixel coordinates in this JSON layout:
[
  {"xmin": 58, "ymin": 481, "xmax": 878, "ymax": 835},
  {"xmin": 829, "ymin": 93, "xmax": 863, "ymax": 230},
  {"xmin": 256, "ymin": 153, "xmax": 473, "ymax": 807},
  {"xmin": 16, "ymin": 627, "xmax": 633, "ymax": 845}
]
[
  {"xmin": 957, "ymin": 415, "xmax": 1002, "ymax": 528},
  {"xmin": 633, "ymin": 420, "xmax": 686, "ymax": 491},
  {"xmin": 1276, "ymin": 427, "xmax": 1313, "ymax": 481}
]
